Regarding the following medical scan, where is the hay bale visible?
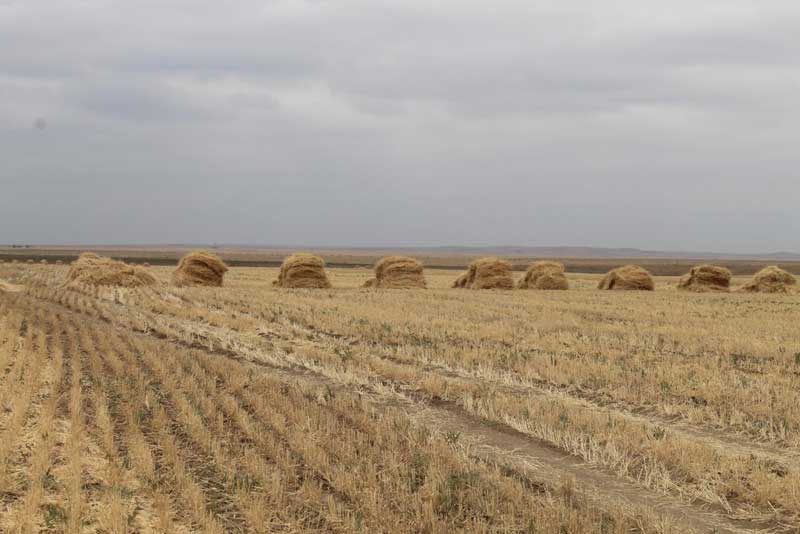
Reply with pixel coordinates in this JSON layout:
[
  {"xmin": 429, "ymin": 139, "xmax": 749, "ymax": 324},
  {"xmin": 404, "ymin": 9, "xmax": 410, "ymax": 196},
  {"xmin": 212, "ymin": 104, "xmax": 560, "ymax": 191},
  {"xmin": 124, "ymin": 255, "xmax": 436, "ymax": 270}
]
[
  {"xmin": 453, "ymin": 257, "xmax": 514, "ymax": 290},
  {"xmin": 598, "ymin": 265, "xmax": 654, "ymax": 291},
  {"xmin": 370, "ymin": 256, "xmax": 426, "ymax": 289},
  {"xmin": 362, "ymin": 277, "xmax": 378, "ymax": 288},
  {"xmin": 518, "ymin": 261, "xmax": 569, "ymax": 290},
  {"xmin": 172, "ymin": 251, "xmax": 228, "ymax": 287},
  {"xmin": 677, "ymin": 264, "xmax": 731, "ymax": 292},
  {"xmin": 64, "ymin": 253, "xmax": 157, "ymax": 288},
  {"xmin": 55, "ymin": 260, "xmax": 63, "ymax": 265},
  {"xmin": 741, "ymin": 266, "xmax": 797, "ymax": 293},
  {"xmin": 40, "ymin": 259, "xmax": 47, "ymax": 264},
  {"xmin": 26, "ymin": 259, "xmax": 34, "ymax": 264},
  {"xmin": 275, "ymin": 253, "xmax": 331, "ymax": 289},
  {"xmin": 143, "ymin": 262, "xmax": 151, "ymax": 268}
]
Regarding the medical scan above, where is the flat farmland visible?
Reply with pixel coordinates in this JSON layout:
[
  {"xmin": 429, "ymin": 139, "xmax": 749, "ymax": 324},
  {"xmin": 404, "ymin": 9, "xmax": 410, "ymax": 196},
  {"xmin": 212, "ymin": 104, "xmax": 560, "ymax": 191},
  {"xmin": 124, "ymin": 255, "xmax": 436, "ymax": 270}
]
[{"xmin": 0, "ymin": 262, "xmax": 799, "ymax": 533}]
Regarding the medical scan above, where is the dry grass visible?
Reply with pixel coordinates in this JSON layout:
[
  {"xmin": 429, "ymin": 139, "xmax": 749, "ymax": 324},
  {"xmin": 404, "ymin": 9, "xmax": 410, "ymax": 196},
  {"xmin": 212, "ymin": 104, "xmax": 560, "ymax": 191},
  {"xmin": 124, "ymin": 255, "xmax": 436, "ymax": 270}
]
[{"xmin": 3, "ymin": 260, "xmax": 800, "ymax": 532}]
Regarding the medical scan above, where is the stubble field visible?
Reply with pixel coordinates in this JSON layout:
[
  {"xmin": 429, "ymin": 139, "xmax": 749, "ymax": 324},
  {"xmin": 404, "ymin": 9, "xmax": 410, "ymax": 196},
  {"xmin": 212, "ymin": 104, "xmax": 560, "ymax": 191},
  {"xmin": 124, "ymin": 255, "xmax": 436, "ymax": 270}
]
[{"xmin": 0, "ymin": 262, "xmax": 799, "ymax": 533}]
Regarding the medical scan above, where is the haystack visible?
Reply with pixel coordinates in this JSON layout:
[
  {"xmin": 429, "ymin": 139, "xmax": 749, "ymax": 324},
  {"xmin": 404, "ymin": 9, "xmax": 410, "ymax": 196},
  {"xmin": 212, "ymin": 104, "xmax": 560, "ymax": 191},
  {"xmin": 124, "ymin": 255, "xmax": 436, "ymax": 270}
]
[
  {"xmin": 518, "ymin": 261, "xmax": 569, "ymax": 290},
  {"xmin": 172, "ymin": 251, "xmax": 228, "ymax": 287},
  {"xmin": 64, "ymin": 253, "xmax": 157, "ymax": 288},
  {"xmin": 741, "ymin": 266, "xmax": 797, "ymax": 293},
  {"xmin": 274, "ymin": 253, "xmax": 331, "ymax": 289},
  {"xmin": 677, "ymin": 264, "xmax": 731, "ymax": 292},
  {"xmin": 366, "ymin": 256, "xmax": 426, "ymax": 289},
  {"xmin": 453, "ymin": 257, "xmax": 514, "ymax": 290},
  {"xmin": 598, "ymin": 265, "xmax": 654, "ymax": 291}
]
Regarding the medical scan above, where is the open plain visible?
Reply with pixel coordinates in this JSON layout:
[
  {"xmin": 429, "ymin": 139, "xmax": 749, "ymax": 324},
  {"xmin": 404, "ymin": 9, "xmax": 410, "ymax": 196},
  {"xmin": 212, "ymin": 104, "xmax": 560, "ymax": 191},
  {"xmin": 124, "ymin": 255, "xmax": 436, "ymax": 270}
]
[{"xmin": 0, "ymin": 261, "xmax": 798, "ymax": 533}]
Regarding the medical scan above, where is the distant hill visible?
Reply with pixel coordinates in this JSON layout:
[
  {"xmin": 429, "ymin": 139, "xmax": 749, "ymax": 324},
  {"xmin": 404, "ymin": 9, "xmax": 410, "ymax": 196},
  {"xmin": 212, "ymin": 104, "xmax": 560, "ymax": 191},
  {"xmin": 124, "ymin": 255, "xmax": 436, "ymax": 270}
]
[{"xmin": 412, "ymin": 246, "xmax": 800, "ymax": 261}]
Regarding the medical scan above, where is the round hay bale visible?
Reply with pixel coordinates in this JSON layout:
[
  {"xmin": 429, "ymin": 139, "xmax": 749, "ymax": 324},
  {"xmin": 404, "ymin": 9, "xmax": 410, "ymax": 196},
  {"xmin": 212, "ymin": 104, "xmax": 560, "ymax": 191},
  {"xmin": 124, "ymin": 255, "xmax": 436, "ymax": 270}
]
[
  {"xmin": 741, "ymin": 266, "xmax": 796, "ymax": 293},
  {"xmin": 172, "ymin": 251, "xmax": 228, "ymax": 287},
  {"xmin": 143, "ymin": 262, "xmax": 151, "ymax": 268},
  {"xmin": 370, "ymin": 256, "xmax": 426, "ymax": 289},
  {"xmin": 275, "ymin": 253, "xmax": 331, "ymax": 289},
  {"xmin": 454, "ymin": 257, "xmax": 514, "ymax": 290},
  {"xmin": 26, "ymin": 259, "xmax": 34, "ymax": 264},
  {"xmin": 518, "ymin": 261, "xmax": 569, "ymax": 290},
  {"xmin": 64, "ymin": 253, "xmax": 157, "ymax": 288},
  {"xmin": 362, "ymin": 277, "xmax": 378, "ymax": 288},
  {"xmin": 40, "ymin": 259, "xmax": 47, "ymax": 264},
  {"xmin": 598, "ymin": 265, "xmax": 654, "ymax": 291},
  {"xmin": 677, "ymin": 264, "xmax": 731, "ymax": 292}
]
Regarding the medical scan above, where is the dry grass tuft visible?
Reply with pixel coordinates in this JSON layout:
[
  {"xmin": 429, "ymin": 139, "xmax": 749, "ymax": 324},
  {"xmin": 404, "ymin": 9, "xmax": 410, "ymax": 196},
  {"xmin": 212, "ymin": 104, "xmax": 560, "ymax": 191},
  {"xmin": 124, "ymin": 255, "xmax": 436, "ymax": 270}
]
[
  {"xmin": 454, "ymin": 257, "xmax": 514, "ymax": 290},
  {"xmin": 518, "ymin": 261, "xmax": 569, "ymax": 290},
  {"xmin": 64, "ymin": 253, "xmax": 157, "ymax": 287},
  {"xmin": 598, "ymin": 265, "xmax": 654, "ymax": 291},
  {"xmin": 741, "ymin": 265, "xmax": 797, "ymax": 293},
  {"xmin": 173, "ymin": 251, "xmax": 228, "ymax": 287},
  {"xmin": 274, "ymin": 253, "xmax": 332, "ymax": 289},
  {"xmin": 365, "ymin": 256, "xmax": 426, "ymax": 289},
  {"xmin": 0, "ymin": 279, "xmax": 23, "ymax": 292},
  {"xmin": 677, "ymin": 264, "xmax": 731, "ymax": 292}
]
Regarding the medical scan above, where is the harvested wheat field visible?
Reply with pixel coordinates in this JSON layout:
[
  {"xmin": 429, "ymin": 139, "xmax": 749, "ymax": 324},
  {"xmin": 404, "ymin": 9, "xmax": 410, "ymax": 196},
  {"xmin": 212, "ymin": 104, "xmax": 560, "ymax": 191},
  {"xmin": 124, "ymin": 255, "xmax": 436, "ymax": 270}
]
[
  {"xmin": 365, "ymin": 255, "xmax": 426, "ymax": 288},
  {"xmin": 274, "ymin": 252, "xmax": 332, "ymax": 288},
  {"xmin": 598, "ymin": 264, "xmax": 655, "ymax": 291},
  {"xmin": 1, "ymin": 260, "xmax": 800, "ymax": 533},
  {"xmin": 63, "ymin": 252, "xmax": 157, "ymax": 287},
  {"xmin": 518, "ymin": 261, "xmax": 569, "ymax": 290},
  {"xmin": 741, "ymin": 265, "xmax": 797, "ymax": 293},
  {"xmin": 173, "ymin": 250, "xmax": 228, "ymax": 287}
]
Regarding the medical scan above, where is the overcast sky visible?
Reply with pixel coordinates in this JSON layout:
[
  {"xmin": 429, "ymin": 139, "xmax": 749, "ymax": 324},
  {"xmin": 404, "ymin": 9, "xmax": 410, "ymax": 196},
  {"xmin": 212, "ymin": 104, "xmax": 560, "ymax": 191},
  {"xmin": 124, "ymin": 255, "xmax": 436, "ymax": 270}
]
[{"xmin": 1, "ymin": 0, "xmax": 799, "ymax": 252}]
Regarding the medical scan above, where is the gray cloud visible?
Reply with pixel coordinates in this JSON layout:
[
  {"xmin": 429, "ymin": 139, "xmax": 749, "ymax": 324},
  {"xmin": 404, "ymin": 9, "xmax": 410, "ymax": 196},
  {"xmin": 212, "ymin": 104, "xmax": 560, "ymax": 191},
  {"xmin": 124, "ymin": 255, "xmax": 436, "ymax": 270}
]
[{"xmin": 1, "ymin": 0, "xmax": 799, "ymax": 252}]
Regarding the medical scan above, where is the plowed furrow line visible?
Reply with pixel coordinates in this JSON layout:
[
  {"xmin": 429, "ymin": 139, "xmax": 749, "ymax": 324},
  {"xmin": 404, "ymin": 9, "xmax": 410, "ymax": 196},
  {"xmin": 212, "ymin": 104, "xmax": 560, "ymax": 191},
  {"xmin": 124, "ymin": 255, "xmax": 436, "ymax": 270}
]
[{"xmin": 120, "ymin": 331, "xmax": 353, "ymax": 533}]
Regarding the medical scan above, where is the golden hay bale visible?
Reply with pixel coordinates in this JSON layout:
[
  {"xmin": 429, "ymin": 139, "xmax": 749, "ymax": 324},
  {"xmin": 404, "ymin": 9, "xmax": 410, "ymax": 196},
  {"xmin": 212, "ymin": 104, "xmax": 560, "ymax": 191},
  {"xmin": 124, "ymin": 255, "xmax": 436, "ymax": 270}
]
[
  {"xmin": 275, "ymin": 253, "xmax": 331, "ymax": 289},
  {"xmin": 741, "ymin": 266, "xmax": 797, "ymax": 293},
  {"xmin": 26, "ymin": 259, "xmax": 34, "ymax": 264},
  {"xmin": 172, "ymin": 251, "xmax": 228, "ymax": 287},
  {"xmin": 454, "ymin": 257, "xmax": 514, "ymax": 290},
  {"xmin": 371, "ymin": 256, "xmax": 426, "ymax": 289},
  {"xmin": 40, "ymin": 259, "xmax": 47, "ymax": 264},
  {"xmin": 598, "ymin": 265, "xmax": 654, "ymax": 291},
  {"xmin": 64, "ymin": 253, "xmax": 157, "ymax": 288},
  {"xmin": 143, "ymin": 262, "xmax": 151, "ymax": 268},
  {"xmin": 677, "ymin": 264, "xmax": 731, "ymax": 292},
  {"xmin": 518, "ymin": 261, "xmax": 569, "ymax": 290},
  {"xmin": 362, "ymin": 277, "xmax": 378, "ymax": 288}
]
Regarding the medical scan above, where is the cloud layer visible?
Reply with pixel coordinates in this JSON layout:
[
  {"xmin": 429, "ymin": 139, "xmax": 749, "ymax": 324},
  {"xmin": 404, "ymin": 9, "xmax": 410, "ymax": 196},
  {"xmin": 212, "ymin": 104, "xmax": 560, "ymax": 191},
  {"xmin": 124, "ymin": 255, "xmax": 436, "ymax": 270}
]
[{"xmin": 2, "ymin": 0, "xmax": 799, "ymax": 251}]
